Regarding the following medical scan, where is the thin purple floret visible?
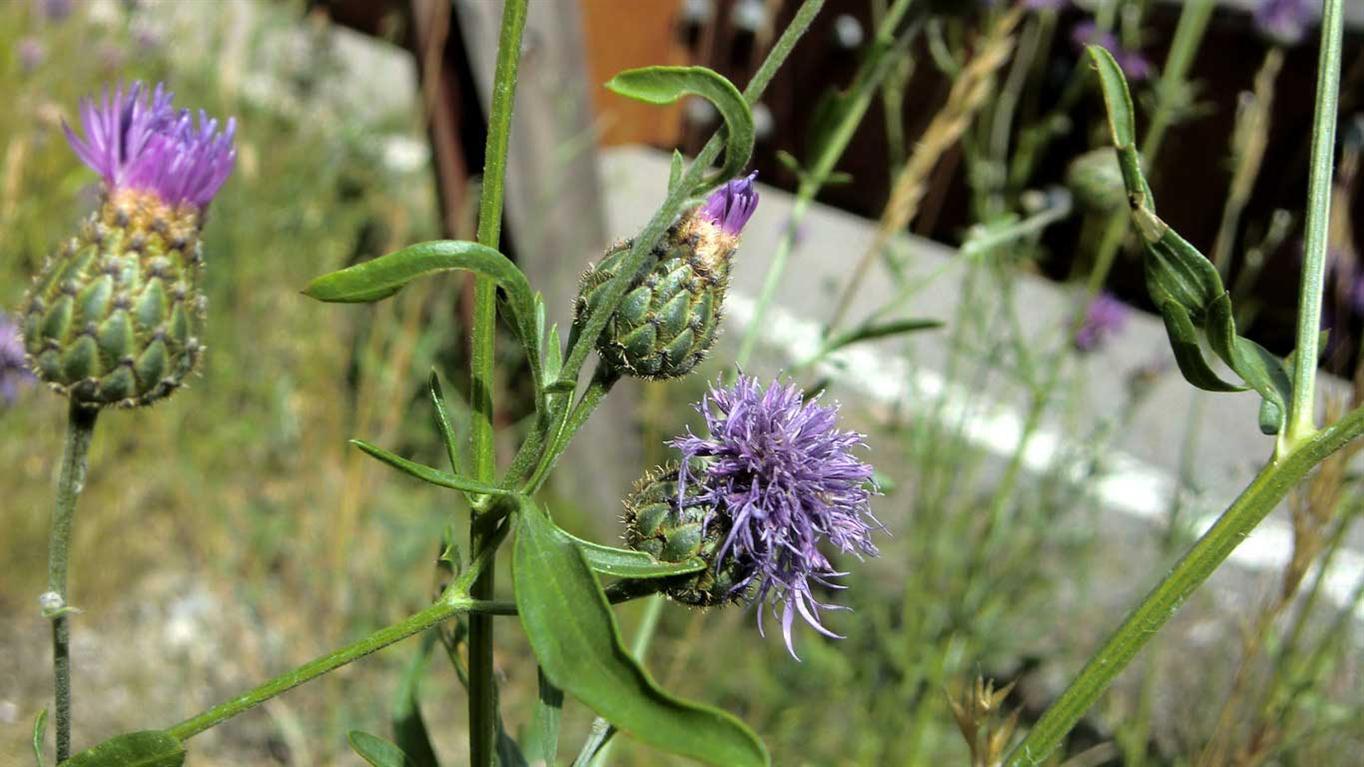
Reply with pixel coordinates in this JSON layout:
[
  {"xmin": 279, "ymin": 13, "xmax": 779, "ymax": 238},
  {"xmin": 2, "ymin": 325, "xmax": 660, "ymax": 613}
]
[
  {"xmin": 671, "ymin": 375, "xmax": 880, "ymax": 657},
  {"xmin": 697, "ymin": 172, "xmax": 760, "ymax": 236},
  {"xmin": 62, "ymin": 81, "xmax": 236, "ymax": 208},
  {"xmin": 0, "ymin": 311, "xmax": 34, "ymax": 405}
]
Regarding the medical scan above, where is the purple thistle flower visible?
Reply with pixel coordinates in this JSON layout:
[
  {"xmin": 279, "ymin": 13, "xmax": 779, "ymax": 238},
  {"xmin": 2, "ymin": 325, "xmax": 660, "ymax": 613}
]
[
  {"xmin": 0, "ymin": 311, "xmax": 35, "ymax": 405},
  {"xmin": 1074, "ymin": 291, "xmax": 1130, "ymax": 352},
  {"xmin": 1255, "ymin": 0, "xmax": 1314, "ymax": 47},
  {"xmin": 18, "ymin": 37, "xmax": 45, "ymax": 73},
  {"xmin": 697, "ymin": 172, "xmax": 760, "ymax": 236},
  {"xmin": 63, "ymin": 81, "xmax": 236, "ymax": 209},
  {"xmin": 671, "ymin": 375, "xmax": 880, "ymax": 657},
  {"xmin": 36, "ymin": 0, "xmax": 72, "ymax": 22}
]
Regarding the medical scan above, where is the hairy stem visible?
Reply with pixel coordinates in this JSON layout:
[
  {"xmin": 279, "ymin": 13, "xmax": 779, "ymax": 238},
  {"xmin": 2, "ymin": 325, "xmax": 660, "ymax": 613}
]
[{"xmin": 44, "ymin": 401, "xmax": 98, "ymax": 761}]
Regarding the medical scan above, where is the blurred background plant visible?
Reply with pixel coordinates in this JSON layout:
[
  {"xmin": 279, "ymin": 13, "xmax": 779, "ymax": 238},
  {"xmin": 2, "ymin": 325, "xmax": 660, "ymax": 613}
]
[{"xmin": 3, "ymin": 0, "xmax": 1364, "ymax": 765}]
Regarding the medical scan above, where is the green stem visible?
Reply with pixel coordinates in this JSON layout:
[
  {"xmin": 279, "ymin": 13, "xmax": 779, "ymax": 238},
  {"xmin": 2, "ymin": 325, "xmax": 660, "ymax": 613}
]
[
  {"xmin": 466, "ymin": 2, "xmax": 528, "ymax": 765},
  {"xmin": 1004, "ymin": 402, "xmax": 1364, "ymax": 766},
  {"xmin": 734, "ymin": 1, "xmax": 915, "ymax": 369},
  {"xmin": 44, "ymin": 401, "xmax": 98, "ymax": 762},
  {"xmin": 167, "ymin": 596, "xmax": 474, "ymax": 741},
  {"xmin": 1284, "ymin": 0, "xmax": 1344, "ymax": 449}
]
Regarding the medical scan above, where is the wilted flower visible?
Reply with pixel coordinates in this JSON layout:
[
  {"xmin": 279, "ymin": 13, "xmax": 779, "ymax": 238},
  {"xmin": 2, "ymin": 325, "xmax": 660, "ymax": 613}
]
[
  {"xmin": 1074, "ymin": 291, "xmax": 1130, "ymax": 352},
  {"xmin": 1255, "ymin": 0, "xmax": 1314, "ymax": 47},
  {"xmin": 576, "ymin": 173, "xmax": 758, "ymax": 380},
  {"xmin": 1072, "ymin": 21, "xmax": 1152, "ymax": 82},
  {"xmin": 1, "ymin": 312, "xmax": 35, "ymax": 404},
  {"xmin": 669, "ymin": 375, "xmax": 880, "ymax": 656},
  {"xmin": 21, "ymin": 82, "xmax": 236, "ymax": 407}
]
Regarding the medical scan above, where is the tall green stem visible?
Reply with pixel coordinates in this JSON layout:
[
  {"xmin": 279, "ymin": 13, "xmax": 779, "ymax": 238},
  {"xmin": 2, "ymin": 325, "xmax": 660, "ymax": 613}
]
[
  {"xmin": 44, "ymin": 401, "xmax": 98, "ymax": 762},
  {"xmin": 1004, "ymin": 401, "xmax": 1364, "ymax": 766},
  {"xmin": 467, "ymin": 2, "xmax": 529, "ymax": 766},
  {"xmin": 1284, "ymin": 0, "xmax": 1344, "ymax": 449}
]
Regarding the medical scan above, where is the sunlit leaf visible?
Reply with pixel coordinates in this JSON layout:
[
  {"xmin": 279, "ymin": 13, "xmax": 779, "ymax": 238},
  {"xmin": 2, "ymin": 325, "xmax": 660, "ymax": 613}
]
[
  {"xmin": 61, "ymin": 731, "xmax": 185, "ymax": 767},
  {"xmin": 351, "ymin": 440, "xmax": 510, "ymax": 496},
  {"xmin": 513, "ymin": 499, "xmax": 769, "ymax": 767}
]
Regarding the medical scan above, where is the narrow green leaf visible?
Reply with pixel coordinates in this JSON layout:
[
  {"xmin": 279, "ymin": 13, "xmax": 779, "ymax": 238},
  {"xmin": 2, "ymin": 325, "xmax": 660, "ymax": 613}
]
[
  {"xmin": 1142, "ymin": 215, "xmax": 1225, "ymax": 319},
  {"xmin": 33, "ymin": 709, "xmax": 47, "ymax": 767},
  {"xmin": 513, "ymin": 499, "xmax": 769, "ymax": 767},
  {"xmin": 60, "ymin": 731, "xmax": 184, "ymax": 767},
  {"xmin": 572, "ymin": 535, "xmax": 707, "ymax": 579},
  {"xmin": 824, "ymin": 318, "xmax": 943, "ymax": 354},
  {"xmin": 522, "ymin": 668, "xmax": 564, "ymax": 767},
  {"xmin": 544, "ymin": 324, "xmax": 563, "ymax": 384},
  {"xmin": 305, "ymin": 241, "xmax": 544, "ymax": 407},
  {"xmin": 1159, "ymin": 302, "xmax": 1243, "ymax": 393},
  {"xmin": 351, "ymin": 440, "xmax": 509, "ymax": 496},
  {"xmin": 392, "ymin": 633, "xmax": 440, "ymax": 767},
  {"xmin": 349, "ymin": 731, "xmax": 417, "ymax": 767},
  {"xmin": 606, "ymin": 66, "xmax": 754, "ymax": 183},
  {"xmin": 1088, "ymin": 45, "xmax": 1137, "ymax": 151},
  {"xmin": 667, "ymin": 150, "xmax": 685, "ymax": 194},
  {"xmin": 428, "ymin": 371, "xmax": 464, "ymax": 476}
]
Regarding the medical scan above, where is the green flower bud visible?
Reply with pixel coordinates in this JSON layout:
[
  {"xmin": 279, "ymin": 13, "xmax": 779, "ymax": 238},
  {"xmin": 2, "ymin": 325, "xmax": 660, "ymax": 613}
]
[
  {"xmin": 1066, "ymin": 147, "xmax": 1128, "ymax": 215},
  {"xmin": 623, "ymin": 461, "xmax": 751, "ymax": 607},
  {"xmin": 22, "ymin": 191, "xmax": 207, "ymax": 408},
  {"xmin": 576, "ymin": 174, "xmax": 758, "ymax": 381}
]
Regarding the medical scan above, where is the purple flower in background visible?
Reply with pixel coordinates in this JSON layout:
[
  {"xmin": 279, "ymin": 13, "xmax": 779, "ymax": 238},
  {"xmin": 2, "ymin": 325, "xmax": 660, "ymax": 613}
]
[
  {"xmin": 1072, "ymin": 21, "xmax": 1153, "ymax": 82},
  {"xmin": 697, "ymin": 172, "xmax": 760, "ymax": 236},
  {"xmin": 0, "ymin": 312, "xmax": 35, "ymax": 404},
  {"xmin": 671, "ymin": 376, "xmax": 880, "ymax": 656},
  {"xmin": 1074, "ymin": 292, "xmax": 1130, "ymax": 352},
  {"xmin": 64, "ymin": 82, "xmax": 237, "ymax": 209},
  {"xmin": 36, "ymin": 0, "xmax": 72, "ymax": 22},
  {"xmin": 18, "ymin": 37, "xmax": 45, "ymax": 72},
  {"xmin": 1255, "ymin": 0, "xmax": 1314, "ymax": 46},
  {"xmin": 1024, "ymin": 0, "xmax": 1069, "ymax": 10}
]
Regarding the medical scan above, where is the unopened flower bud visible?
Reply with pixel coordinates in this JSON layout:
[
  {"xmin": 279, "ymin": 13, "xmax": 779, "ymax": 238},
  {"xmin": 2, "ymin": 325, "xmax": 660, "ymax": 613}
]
[
  {"xmin": 1065, "ymin": 147, "xmax": 1127, "ymax": 215},
  {"xmin": 576, "ymin": 173, "xmax": 758, "ymax": 380},
  {"xmin": 21, "ymin": 82, "xmax": 235, "ymax": 408}
]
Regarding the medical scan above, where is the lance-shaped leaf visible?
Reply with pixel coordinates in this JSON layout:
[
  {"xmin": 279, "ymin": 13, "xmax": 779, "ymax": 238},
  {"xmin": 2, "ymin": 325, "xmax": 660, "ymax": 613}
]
[
  {"xmin": 391, "ymin": 634, "xmax": 440, "ymax": 767},
  {"xmin": 1207, "ymin": 294, "xmax": 1292, "ymax": 434},
  {"xmin": 351, "ymin": 439, "xmax": 510, "ymax": 497},
  {"xmin": 61, "ymin": 731, "xmax": 185, "ymax": 767},
  {"xmin": 561, "ymin": 527, "xmax": 708, "ymax": 579},
  {"xmin": 1159, "ymin": 301, "xmax": 1244, "ymax": 393},
  {"xmin": 349, "ymin": 731, "xmax": 417, "ymax": 767},
  {"xmin": 305, "ymin": 241, "xmax": 543, "ymax": 406},
  {"xmin": 33, "ymin": 709, "xmax": 47, "ymax": 767},
  {"xmin": 606, "ymin": 66, "xmax": 754, "ymax": 184},
  {"xmin": 513, "ymin": 499, "xmax": 769, "ymax": 767},
  {"xmin": 1138, "ymin": 209, "xmax": 1224, "ymax": 321},
  {"xmin": 428, "ymin": 371, "xmax": 465, "ymax": 476}
]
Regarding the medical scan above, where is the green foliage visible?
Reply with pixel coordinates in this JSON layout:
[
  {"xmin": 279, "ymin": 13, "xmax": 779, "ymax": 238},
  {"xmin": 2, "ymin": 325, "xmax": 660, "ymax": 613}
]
[
  {"xmin": 512, "ymin": 498, "xmax": 769, "ymax": 767},
  {"xmin": 605, "ymin": 66, "xmax": 754, "ymax": 186},
  {"xmin": 349, "ymin": 731, "xmax": 417, "ymax": 767},
  {"xmin": 59, "ymin": 731, "xmax": 184, "ymax": 767}
]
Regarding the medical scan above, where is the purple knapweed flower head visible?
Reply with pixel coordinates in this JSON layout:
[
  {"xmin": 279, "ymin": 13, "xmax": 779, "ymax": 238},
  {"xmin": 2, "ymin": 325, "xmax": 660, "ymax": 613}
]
[
  {"xmin": 1255, "ymin": 0, "xmax": 1314, "ymax": 47},
  {"xmin": 1072, "ymin": 22, "xmax": 1152, "ymax": 82},
  {"xmin": 18, "ymin": 37, "xmax": 45, "ymax": 73},
  {"xmin": 0, "ymin": 311, "xmax": 35, "ymax": 405},
  {"xmin": 1074, "ymin": 291, "xmax": 1130, "ymax": 352},
  {"xmin": 697, "ymin": 171, "xmax": 760, "ymax": 237},
  {"xmin": 63, "ymin": 81, "xmax": 236, "ymax": 211},
  {"xmin": 671, "ymin": 375, "xmax": 880, "ymax": 657}
]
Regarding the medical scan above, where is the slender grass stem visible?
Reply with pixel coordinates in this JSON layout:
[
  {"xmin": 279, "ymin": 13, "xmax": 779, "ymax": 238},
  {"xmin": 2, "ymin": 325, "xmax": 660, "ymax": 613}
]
[
  {"xmin": 1284, "ymin": 0, "xmax": 1345, "ymax": 449},
  {"xmin": 1004, "ymin": 399, "xmax": 1364, "ymax": 766},
  {"xmin": 44, "ymin": 401, "xmax": 98, "ymax": 762}
]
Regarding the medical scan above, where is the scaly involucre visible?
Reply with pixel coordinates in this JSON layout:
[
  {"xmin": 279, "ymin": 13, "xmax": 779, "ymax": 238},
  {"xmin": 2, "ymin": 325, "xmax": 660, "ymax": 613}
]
[{"xmin": 672, "ymin": 375, "xmax": 880, "ymax": 656}]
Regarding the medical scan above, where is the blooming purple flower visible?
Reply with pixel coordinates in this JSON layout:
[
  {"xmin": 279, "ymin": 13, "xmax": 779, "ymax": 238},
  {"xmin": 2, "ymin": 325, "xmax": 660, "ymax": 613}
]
[
  {"xmin": 63, "ymin": 82, "xmax": 236, "ymax": 209},
  {"xmin": 1255, "ymin": 0, "xmax": 1314, "ymax": 46},
  {"xmin": 697, "ymin": 172, "xmax": 760, "ymax": 236},
  {"xmin": 671, "ymin": 375, "xmax": 880, "ymax": 656},
  {"xmin": 0, "ymin": 312, "xmax": 35, "ymax": 404},
  {"xmin": 1072, "ymin": 21, "xmax": 1152, "ymax": 82},
  {"xmin": 1074, "ymin": 291, "xmax": 1130, "ymax": 352}
]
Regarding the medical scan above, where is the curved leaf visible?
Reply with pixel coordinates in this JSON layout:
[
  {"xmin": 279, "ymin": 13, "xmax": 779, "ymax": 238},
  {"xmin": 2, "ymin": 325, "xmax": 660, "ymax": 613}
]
[
  {"xmin": 606, "ymin": 66, "xmax": 754, "ymax": 183},
  {"xmin": 351, "ymin": 440, "xmax": 510, "ymax": 496},
  {"xmin": 564, "ymin": 529, "xmax": 707, "ymax": 579},
  {"xmin": 33, "ymin": 709, "xmax": 47, "ymax": 767},
  {"xmin": 1159, "ymin": 301, "xmax": 1243, "ymax": 393},
  {"xmin": 60, "ymin": 731, "xmax": 184, "ymax": 767},
  {"xmin": 513, "ymin": 499, "xmax": 769, "ymax": 767},
  {"xmin": 349, "ymin": 731, "xmax": 417, "ymax": 767}
]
